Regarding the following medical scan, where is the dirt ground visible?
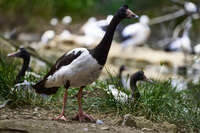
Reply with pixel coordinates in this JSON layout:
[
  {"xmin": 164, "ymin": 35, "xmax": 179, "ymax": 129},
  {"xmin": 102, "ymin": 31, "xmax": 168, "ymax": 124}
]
[{"xmin": 0, "ymin": 107, "xmax": 177, "ymax": 133}]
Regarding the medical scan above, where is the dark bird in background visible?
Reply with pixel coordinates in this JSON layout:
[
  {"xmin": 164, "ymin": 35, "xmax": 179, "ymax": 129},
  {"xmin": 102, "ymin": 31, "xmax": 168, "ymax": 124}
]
[
  {"xmin": 130, "ymin": 70, "xmax": 152, "ymax": 100},
  {"xmin": 7, "ymin": 47, "xmax": 42, "ymax": 92},
  {"xmin": 33, "ymin": 5, "xmax": 138, "ymax": 122},
  {"xmin": 7, "ymin": 47, "xmax": 30, "ymax": 83},
  {"xmin": 108, "ymin": 70, "xmax": 152, "ymax": 102}
]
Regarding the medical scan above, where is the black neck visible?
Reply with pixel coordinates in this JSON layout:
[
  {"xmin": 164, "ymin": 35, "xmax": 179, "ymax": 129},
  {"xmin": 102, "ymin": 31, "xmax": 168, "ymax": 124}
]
[
  {"xmin": 130, "ymin": 77, "xmax": 139, "ymax": 98},
  {"xmin": 118, "ymin": 68, "xmax": 124, "ymax": 79},
  {"xmin": 16, "ymin": 57, "xmax": 30, "ymax": 83},
  {"xmin": 91, "ymin": 16, "xmax": 122, "ymax": 65}
]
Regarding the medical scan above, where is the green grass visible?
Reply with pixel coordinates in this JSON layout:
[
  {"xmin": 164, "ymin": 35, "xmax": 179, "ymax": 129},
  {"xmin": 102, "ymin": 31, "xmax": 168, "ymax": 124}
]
[{"xmin": 0, "ymin": 50, "xmax": 200, "ymax": 131}]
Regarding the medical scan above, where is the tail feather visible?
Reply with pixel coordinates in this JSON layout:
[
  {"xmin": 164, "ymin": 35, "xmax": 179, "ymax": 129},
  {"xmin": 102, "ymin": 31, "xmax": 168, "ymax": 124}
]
[{"xmin": 32, "ymin": 80, "xmax": 59, "ymax": 95}]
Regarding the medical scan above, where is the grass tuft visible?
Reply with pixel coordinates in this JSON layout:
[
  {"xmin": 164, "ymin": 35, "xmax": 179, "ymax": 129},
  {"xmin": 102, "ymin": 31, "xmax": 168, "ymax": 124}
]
[{"xmin": 0, "ymin": 50, "xmax": 200, "ymax": 131}]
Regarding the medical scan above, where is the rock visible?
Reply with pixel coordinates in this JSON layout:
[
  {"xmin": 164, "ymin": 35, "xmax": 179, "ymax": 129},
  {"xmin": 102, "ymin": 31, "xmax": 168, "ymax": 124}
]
[
  {"xmin": 90, "ymin": 124, "xmax": 96, "ymax": 128},
  {"xmin": 142, "ymin": 128, "xmax": 154, "ymax": 132},
  {"xmin": 100, "ymin": 126, "xmax": 109, "ymax": 130},
  {"xmin": 160, "ymin": 122, "xmax": 177, "ymax": 132},
  {"xmin": 121, "ymin": 114, "xmax": 137, "ymax": 127},
  {"xmin": 121, "ymin": 114, "xmax": 153, "ymax": 128},
  {"xmin": 119, "ymin": 114, "xmax": 177, "ymax": 133}
]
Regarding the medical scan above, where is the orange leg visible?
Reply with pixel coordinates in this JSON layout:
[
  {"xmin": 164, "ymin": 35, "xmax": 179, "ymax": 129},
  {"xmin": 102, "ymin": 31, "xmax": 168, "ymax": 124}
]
[
  {"xmin": 74, "ymin": 86, "xmax": 95, "ymax": 122},
  {"xmin": 53, "ymin": 81, "xmax": 70, "ymax": 121},
  {"xmin": 53, "ymin": 89, "xmax": 68, "ymax": 121}
]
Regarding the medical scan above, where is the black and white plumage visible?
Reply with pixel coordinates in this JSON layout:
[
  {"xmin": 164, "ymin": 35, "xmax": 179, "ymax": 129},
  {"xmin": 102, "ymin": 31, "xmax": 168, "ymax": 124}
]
[
  {"xmin": 7, "ymin": 47, "xmax": 41, "ymax": 90},
  {"xmin": 107, "ymin": 70, "xmax": 152, "ymax": 103},
  {"xmin": 121, "ymin": 15, "xmax": 150, "ymax": 47},
  {"xmin": 130, "ymin": 71, "xmax": 152, "ymax": 100},
  {"xmin": 33, "ymin": 5, "xmax": 138, "ymax": 122},
  {"xmin": 165, "ymin": 18, "xmax": 192, "ymax": 53},
  {"xmin": 34, "ymin": 48, "xmax": 102, "ymax": 95},
  {"xmin": 118, "ymin": 65, "xmax": 131, "ymax": 90}
]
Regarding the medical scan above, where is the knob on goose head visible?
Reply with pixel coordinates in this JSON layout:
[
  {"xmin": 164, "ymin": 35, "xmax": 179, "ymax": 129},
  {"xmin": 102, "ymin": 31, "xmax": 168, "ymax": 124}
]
[{"xmin": 116, "ymin": 5, "xmax": 138, "ymax": 19}]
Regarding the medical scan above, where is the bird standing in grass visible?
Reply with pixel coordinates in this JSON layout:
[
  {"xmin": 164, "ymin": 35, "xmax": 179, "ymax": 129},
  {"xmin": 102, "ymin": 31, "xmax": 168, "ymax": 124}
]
[
  {"xmin": 130, "ymin": 70, "xmax": 152, "ymax": 100},
  {"xmin": 33, "ymin": 5, "xmax": 138, "ymax": 122},
  {"xmin": 7, "ymin": 47, "xmax": 41, "ymax": 91},
  {"xmin": 108, "ymin": 70, "xmax": 152, "ymax": 102},
  {"xmin": 7, "ymin": 47, "xmax": 31, "ymax": 83}
]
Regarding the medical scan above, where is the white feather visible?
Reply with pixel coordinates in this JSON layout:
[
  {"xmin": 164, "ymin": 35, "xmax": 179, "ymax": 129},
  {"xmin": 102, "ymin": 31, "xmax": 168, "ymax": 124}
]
[
  {"xmin": 50, "ymin": 18, "xmax": 58, "ymax": 26},
  {"xmin": 121, "ymin": 75, "xmax": 131, "ymax": 90},
  {"xmin": 58, "ymin": 30, "xmax": 71, "ymax": 41},
  {"xmin": 122, "ymin": 15, "xmax": 150, "ymax": 47},
  {"xmin": 41, "ymin": 30, "xmax": 55, "ymax": 44},
  {"xmin": 194, "ymin": 44, "xmax": 200, "ymax": 54},
  {"xmin": 62, "ymin": 16, "xmax": 72, "ymax": 25},
  {"xmin": 45, "ymin": 48, "xmax": 102, "ymax": 88},
  {"xmin": 107, "ymin": 85, "xmax": 129, "ymax": 103},
  {"xmin": 81, "ymin": 15, "xmax": 113, "ymax": 39},
  {"xmin": 169, "ymin": 36, "xmax": 191, "ymax": 52},
  {"xmin": 168, "ymin": 20, "xmax": 192, "ymax": 53},
  {"xmin": 184, "ymin": 2, "xmax": 198, "ymax": 13}
]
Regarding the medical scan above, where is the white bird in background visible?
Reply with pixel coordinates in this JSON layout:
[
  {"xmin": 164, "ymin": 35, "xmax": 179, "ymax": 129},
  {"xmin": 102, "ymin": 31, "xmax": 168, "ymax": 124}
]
[
  {"xmin": 184, "ymin": 2, "xmax": 198, "ymax": 13},
  {"xmin": 121, "ymin": 15, "xmax": 151, "ymax": 47},
  {"xmin": 58, "ymin": 30, "xmax": 72, "ymax": 41},
  {"xmin": 171, "ymin": 78, "xmax": 188, "ymax": 91},
  {"xmin": 50, "ymin": 16, "xmax": 72, "ymax": 26},
  {"xmin": 107, "ymin": 85, "xmax": 129, "ymax": 103},
  {"xmin": 194, "ymin": 44, "xmax": 200, "ymax": 54},
  {"xmin": 50, "ymin": 18, "xmax": 58, "ymax": 26},
  {"xmin": 165, "ymin": 18, "xmax": 192, "ymax": 54},
  {"xmin": 78, "ymin": 16, "xmax": 114, "ymax": 46},
  {"xmin": 96, "ymin": 15, "xmax": 113, "ymax": 29},
  {"xmin": 80, "ymin": 15, "xmax": 113, "ymax": 39},
  {"xmin": 107, "ymin": 70, "xmax": 152, "ymax": 103},
  {"xmin": 40, "ymin": 30, "xmax": 55, "ymax": 44},
  {"xmin": 62, "ymin": 16, "xmax": 72, "ymax": 25}
]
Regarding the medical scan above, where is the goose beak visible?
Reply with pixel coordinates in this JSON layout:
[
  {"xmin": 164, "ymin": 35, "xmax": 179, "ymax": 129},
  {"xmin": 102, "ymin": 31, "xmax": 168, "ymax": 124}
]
[
  {"xmin": 7, "ymin": 51, "xmax": 20, "ymax": 57},
  {"xmin": 126, "ymin": 9, "xmax": 139, "ymax": 19},
  {"xmin": 143, "ymin": 75, "xmax": 154, "ymax": 84}
]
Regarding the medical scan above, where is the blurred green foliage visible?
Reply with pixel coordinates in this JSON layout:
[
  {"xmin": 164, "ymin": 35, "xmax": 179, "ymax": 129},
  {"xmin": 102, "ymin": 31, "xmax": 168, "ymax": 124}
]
[
  {"xmin": 0, "ymin": 0, "xmax": 98, "ymax": 19},
  {"xmin": 0, "ymin": 0, "xmax": 170, "ymax": 21}
]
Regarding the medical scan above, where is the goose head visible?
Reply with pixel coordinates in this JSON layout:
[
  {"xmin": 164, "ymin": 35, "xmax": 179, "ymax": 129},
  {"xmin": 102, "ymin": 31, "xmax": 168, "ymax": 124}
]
[
  {"xmin": 131, "ymin": 70, "xmax": 152, "ymax": 83},
  {"xmin": 116, "ymin": 5, "xmax": 138, "ymax": 19},
  {"xmin": 7, "ymin": 47, "xmax": 30, "ymax": 60},
  {"xmin": 130, "ymin": 70, "xmax": 152, "ymax": 99},
  {"xmin": 119, "ymin": 65, "xmax": 127, "ymax": 73},
  {"xmin": 7, "ymin": 47, "xmax": 30, "ymax": 83}
]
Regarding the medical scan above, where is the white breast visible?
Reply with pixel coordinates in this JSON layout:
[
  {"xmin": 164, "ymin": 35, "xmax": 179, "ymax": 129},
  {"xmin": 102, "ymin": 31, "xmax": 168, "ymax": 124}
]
[
  {"xmin": 45, "ymin": 48, "xmax": 103, "ymax": 88},
  {"xmin": 122, "ymin": 23, "xmax": 150, "ymax": 47}
]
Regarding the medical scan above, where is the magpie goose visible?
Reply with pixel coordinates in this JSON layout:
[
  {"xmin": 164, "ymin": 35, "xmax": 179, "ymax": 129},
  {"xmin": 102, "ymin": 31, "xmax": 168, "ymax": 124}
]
[{"xmin": 33, "ymin": 5, "xmax": 138, "ymax": 122}]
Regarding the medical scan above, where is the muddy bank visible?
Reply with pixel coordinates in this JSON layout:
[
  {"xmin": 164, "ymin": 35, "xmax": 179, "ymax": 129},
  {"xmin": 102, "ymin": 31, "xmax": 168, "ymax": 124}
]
[{"xmin": 0, "ymin": 107, "xmax": 177, "ymax": 133}]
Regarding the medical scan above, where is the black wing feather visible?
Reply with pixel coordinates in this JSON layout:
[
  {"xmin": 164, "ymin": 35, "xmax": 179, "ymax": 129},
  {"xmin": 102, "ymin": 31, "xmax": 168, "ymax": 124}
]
[
  {"xmin": 32, "ymin": 50, "xmax": 83, "ymax": 94},
  {"xmin": 44, "ymin": 50, "xmax": 83, "ymax": 79}
]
